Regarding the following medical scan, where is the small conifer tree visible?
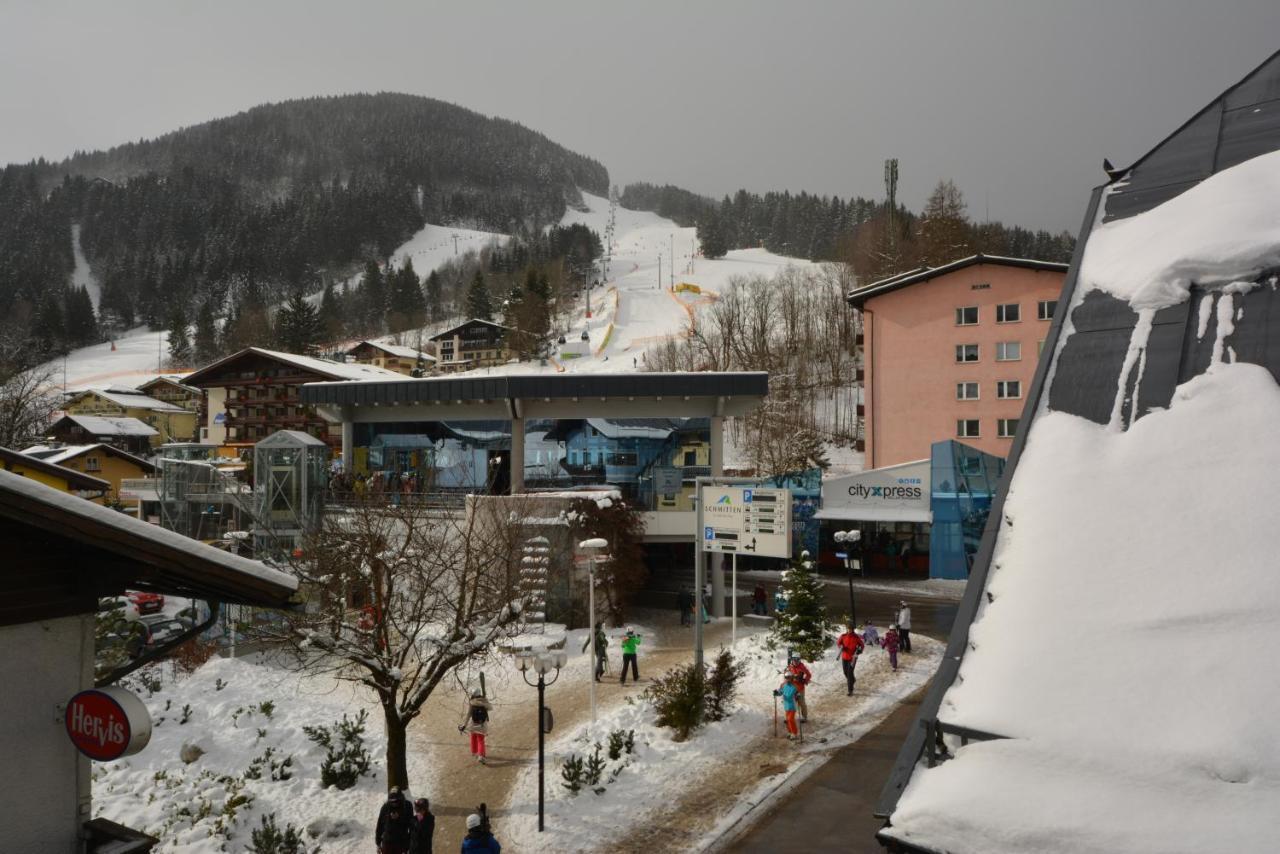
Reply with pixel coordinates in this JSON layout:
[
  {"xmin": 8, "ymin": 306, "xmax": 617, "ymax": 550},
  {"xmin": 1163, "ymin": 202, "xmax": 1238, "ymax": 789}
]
[{"xmin": 769, "ymin": 551, "xmax": 831, "ymax": 661}]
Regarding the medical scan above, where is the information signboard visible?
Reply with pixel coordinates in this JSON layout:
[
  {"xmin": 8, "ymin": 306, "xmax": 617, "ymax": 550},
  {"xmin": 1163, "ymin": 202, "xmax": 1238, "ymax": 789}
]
[{"xmin": 700, "ymin": 485, "xmax": 791, "ymax": 558}]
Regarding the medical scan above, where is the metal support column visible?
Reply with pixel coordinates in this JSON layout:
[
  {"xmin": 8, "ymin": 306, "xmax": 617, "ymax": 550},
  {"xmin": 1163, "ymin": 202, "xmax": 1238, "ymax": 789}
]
[{"xmin": 509, "ymin": 399, "xmax": 525, "ymax": 495}]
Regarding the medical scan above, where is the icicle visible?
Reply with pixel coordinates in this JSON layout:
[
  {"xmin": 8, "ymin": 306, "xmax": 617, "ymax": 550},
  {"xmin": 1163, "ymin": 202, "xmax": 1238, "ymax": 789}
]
[
  {"xmin": 1211, "ymin": 292, "xmax": 1235, "ymax": 366},
  {"xmin": 1108, "ymin": 308, "xmax": 1156, "ymax": 431},
  {"xmin": 1196, "ymin": 292, "xmax": 1214, "ymax": 340}
]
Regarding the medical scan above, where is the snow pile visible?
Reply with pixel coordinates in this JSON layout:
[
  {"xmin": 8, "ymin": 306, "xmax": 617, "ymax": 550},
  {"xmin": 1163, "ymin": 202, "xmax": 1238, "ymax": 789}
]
[
  {"xmin": 886, "ymin": 362, "xmax": 1280, "ymax": 854},
  {"xmin": 93, "ymin": 657, "xmax": 399, "ymax": 853},
  {"xmin": 1080, "ymin": 150, "xmax": 1280, "ymax": 310}
]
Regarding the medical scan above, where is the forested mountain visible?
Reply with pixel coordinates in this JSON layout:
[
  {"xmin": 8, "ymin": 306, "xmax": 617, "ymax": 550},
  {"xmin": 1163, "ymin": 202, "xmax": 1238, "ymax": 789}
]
[
  {"xmin": 621, "ymin": 180, "xmax": 1076, "ymax": 284},
  {"xmin": 0, "ymin": 93, "xmax": 608, "ymax": 364}
]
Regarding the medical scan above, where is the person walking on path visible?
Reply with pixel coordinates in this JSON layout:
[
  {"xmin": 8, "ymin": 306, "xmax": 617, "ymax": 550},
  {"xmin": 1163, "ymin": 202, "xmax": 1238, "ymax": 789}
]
[
  {"xmin": 620, "ymin": 629, "xmax": 642, "ymax": 684},
  {"xmin": 460, "ymin": 813, "xmax": 501, "ymax": 852},
  {"xmin": 752, "ymin": 584, "xmax": 767, "ymax": 616},
  {"xmin": 409, "ymin": 798, "xmax": 435, "ymax": 854},
  {"xmin": 896, "ymin": 601, "xmax": 913, "ymax": 653},
  {"xmin": 773, "ymin": 588, "xmax": 788, "ymax": 615},
  {"xmin": 376, "ymin": 788, "xmax": 414, "ymax": 854},
  {"xmin": 837, "ymin": 623, "xmax": 866, "ymax": 696},
  {"xmin": 582, "ymin": 622, "xmax": 608, "ymax": 681},
  {"xmin": 677, "ymin": 589, "xmax": 693, "ymax": 627},
  {"xmin": 884, "ymin": 624, "xmax": 901, "ymax": 672},
  {"xmin": 785, "ymin": 653, "xmax": 812, "ymax": 723},
  {"xmin": 774, "ymin": 672, "xmax": 801, "ymax": 740},
  {"xmin": 459, "ymin": 691, "xmax": 493, "ymax": 764}
]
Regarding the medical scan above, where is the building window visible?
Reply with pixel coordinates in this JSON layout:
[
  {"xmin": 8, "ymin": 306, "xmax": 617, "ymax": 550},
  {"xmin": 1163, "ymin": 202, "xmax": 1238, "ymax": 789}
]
[
  {"xmin": 955, "ymin": 306, "xmax": 978, "ymax": 326},
  {"xmin": 996, "ymin": 303, "xmax": 1021, "ymax": 323},
  {"xmin": 956, "ymin": 382, "xmax": 979, "ymax": 400},
  {"xmin": 957, "ymin": 419, "xmax": 980, "ymax": 438},
  {"xmin": 1038, "ymin": 300, "xmax": 1057, "ymax": 320},
  {"xmin": 955, "ymin": 344, "xmax": 979, "ymax": 363},
  {"xmin": 997, "ymin": 380, "xmax": 1022, "ymax": 399},
  {"xmin": 996, "ymin": 341, "xmax": 1022, "ymax": 361},
  {"xmin": 998, "ymin": 418, "xmax": 1020, "ymax": 438},
  {"xmin": 85, "ymin": 457, "xmax": 101, "ymax": 471}
]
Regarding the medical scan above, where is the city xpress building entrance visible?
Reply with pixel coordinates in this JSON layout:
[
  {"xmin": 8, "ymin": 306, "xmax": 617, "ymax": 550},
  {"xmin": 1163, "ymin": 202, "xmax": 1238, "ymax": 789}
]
[{"xmin": 816, "ymin": 459, "xmax": 932, "ymax": 576}]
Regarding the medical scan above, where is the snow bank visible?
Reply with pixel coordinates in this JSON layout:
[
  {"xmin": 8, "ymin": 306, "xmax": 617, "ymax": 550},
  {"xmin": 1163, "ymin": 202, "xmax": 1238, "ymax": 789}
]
[
  {"xmin": 1079, "ymin": 150, "xmax": 1280, "ymax": 309},
  {"xmin": 887, "ymin": 362, "xmax": 1280, "ymax": 854}
]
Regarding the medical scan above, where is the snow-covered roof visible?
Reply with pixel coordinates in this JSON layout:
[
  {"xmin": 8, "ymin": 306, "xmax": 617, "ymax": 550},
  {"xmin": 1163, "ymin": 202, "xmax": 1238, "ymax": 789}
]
[
  {"xmin": 55, "ymin": 415, "xmax": 159, "ymax": 437},
  {"xmin": 68, "ymin": 387, "xmax": 186, "ymax": 412},
  {"xmin": 427, "ymin": 318, "xmax": 514, "ymax": 341},
  {"xmin": 348, "ymin": 340, "xmax": 435, "ymax": 361},
  {"xmin": 19, "ymin": 443, "xmax": 155, "ymax": 472},
  {"xmin": 184, "ymin": 347, "xmax": 403, "ymax": 386},
  {"xmin": 847, "ymin": 254, "xmax": 1069, "ymax": 308},
  {"xmin": 137, "ymin": 375, "xmax": 203, "ymax": 396},
  {"xmin": 0, "ymin": 468, "xmax": 298, "ymax": 607},
  {"xmin": 0, "ymin": 446, "xmax": 111, "ymax": 492}
]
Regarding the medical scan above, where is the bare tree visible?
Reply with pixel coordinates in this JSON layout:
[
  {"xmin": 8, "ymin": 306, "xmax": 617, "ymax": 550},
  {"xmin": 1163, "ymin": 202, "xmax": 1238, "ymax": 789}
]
[
  {"xmin": 0, "ymin": 364, "xmax": 58, "ymax": 449},
  {"xmin": 259, "ymin": 497, "xmax": 531, "ymax": 791}
]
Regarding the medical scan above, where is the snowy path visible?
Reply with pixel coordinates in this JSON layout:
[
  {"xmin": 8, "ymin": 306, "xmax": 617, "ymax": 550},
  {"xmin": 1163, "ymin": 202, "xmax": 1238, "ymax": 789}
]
[{"xmin": 71, "ymin": 223, "xmax": 101, "ymax": 308}]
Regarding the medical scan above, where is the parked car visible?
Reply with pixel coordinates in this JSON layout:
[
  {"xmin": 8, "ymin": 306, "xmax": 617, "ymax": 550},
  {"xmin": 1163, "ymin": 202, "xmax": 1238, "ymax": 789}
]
[
  {"xmin": 126, "ymin": 590, "xmax": 165, "ymax": 615},
  {"xmin": 138, "ymin": 614, "xmax": 193, "ymax": 648}
]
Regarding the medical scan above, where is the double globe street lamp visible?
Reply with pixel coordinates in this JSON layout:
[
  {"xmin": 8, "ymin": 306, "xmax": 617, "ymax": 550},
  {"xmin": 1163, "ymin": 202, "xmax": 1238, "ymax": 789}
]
[
  {"xmin": 514, "ymin": 648, "xmax": 568, "ymax": 832},
  {"xmin": 833, "ymin": 529, "xmax": 863, "ymax": 625}
]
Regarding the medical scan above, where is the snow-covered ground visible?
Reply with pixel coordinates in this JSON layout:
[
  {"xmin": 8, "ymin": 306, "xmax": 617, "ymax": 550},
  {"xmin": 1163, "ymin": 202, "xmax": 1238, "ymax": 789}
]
[{"xmin": 71, "ymin": 223, "xmax": 101, "ymax": 308}]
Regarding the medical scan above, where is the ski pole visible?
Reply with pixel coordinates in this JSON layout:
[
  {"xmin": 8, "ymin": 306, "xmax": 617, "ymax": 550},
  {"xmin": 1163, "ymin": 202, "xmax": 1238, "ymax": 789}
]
[{"xmin": 773, "ymin": 693, "xmax": 778, "ymax": 738}]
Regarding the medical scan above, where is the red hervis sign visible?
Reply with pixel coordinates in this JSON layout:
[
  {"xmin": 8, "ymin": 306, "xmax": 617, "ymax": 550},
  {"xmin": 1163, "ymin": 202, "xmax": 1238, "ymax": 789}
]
[{"xmin": 65, "ymin": 686, "xmax": 152, "ymax": 761}]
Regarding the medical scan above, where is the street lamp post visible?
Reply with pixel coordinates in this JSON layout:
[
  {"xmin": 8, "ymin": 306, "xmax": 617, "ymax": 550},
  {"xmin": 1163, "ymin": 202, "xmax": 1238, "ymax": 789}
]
[
  {"xmin": 579, "ymin": 537, "xmax": 609, "ymax": 724},
  {"xmin": 515, "ymin": 649, "xmax": 568, "ymax": 833},
  {"xmin": 833, "ymin": 530, "xmax": 862, "ymax": 624}
]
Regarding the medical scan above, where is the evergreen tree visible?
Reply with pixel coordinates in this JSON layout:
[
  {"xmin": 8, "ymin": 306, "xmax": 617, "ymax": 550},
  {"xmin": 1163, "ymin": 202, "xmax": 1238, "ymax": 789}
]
[
  {"xmin": 33, "ymin": 292, "xmax": 66, "ymax": 355},
  {"xmin": 358, "ymin": 260, "xmax": 386, "ymax": 334},
  {"xmin": 386, "ymin": 258, "xmax": 426, "ymax": 332},
  {"xmin": 194, "ymin": 299, "xmax": 220, "ymax": 365},
  {"xmin": 698, "ymin": 214, "xmax": 729, "ymax": 260},
  {"xmin": 275, "ymin": 291, "xmax": 324, "ymax": 355},
  {"xmin": 166, "ymin": 303, "xmax": 193, "ymax": 367},
  {"xmin": 317, "ymin": 279, "xmax": 343, "ymax": 342},
  {"xmin": 64, "ymin": 286, "xmax": 98, "ymax": 347},
  {"xmin": 465, "ymin": 270, "xmax": 493, "ymax": 321},
  {"xmin": 222, "ymin": 277, "xmax": 273, "ymax": 352},
  {"xmin": 425, "ymin": 270, "xmax": 443, "ymax": 323},
  {"xmin": 916, "ymin": 179, "xmax": 973, "ymax": 266},
  {"xmin": 769, "ymin": 551, "xmax": 831, "ymax": 661}
]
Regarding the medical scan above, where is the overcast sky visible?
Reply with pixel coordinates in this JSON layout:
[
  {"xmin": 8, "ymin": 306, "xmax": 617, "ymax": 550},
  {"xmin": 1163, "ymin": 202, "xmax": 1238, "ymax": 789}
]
[{"xmin": 4, "ymin": 1, "xmax": 1279, "ymax": 233}]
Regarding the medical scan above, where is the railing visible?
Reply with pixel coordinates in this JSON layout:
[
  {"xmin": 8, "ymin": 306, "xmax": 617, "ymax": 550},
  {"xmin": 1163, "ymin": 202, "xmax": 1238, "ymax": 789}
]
[
  {"xmin": 323, "ymin": 491, "xmax": 468, "ymax": 511},
  {"xmin": 922, "ymin": 719, "xmax": 1006, "ymax": 768}
]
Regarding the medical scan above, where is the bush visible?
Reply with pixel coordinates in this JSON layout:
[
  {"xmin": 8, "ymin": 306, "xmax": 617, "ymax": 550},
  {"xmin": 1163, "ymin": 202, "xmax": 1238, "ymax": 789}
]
[
  {"xmin": 248, "ymin": 813, "xmax": 311, "ymax": 854},
  {"xmin": 561, "ymin": 754, "xmax": 585, "ymax": 796},
  {"xmin": 171, "ymin": 637, "xmax": 219, "ymax": 675},
  {"xmin": 644, "ymin": 662, "xmax": 706, "ymax": 741},
  {"xmin": 303, "ymin": 709, "xmax": 371, "ymax": 790},
  {"xmin": 705, "ymin": 649, "xmax": 747, "ymax": 722}
]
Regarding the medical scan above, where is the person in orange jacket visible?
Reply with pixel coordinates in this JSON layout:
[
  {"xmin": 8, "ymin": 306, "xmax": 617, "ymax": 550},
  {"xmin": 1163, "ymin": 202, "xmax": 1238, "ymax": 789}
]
[
  {"xmin": 785, "ymin": 653, "xmax": 812, "ymax": 723},
  {"xmin": 836, "ymin": 623, "xmax": 866, "ymax": 696}
]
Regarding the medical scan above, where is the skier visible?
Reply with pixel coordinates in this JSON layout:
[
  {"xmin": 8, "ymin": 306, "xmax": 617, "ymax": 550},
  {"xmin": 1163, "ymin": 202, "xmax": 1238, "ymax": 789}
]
[
  {"xmin": 896, "ymin": 601, "xmax": 913, "ymax": 653},
  {"xmin": 773, "ymin": 672, "xmax": 801, "ymax": 740},
  {"xmin": 375, "ymin": 788, "xmax": 414, "ymax": 854},
  {"xmin": 862, "ymin": 619, "xmax": 881, "ymax": 648},
  {"xmin": 408, "ymin": 797, "xmax": 434, "ymax": 854},
  {"xmin": 884, "ymin": 623, "xmax": 901, "ymax": 672},
  {"xmin": 773, "ymin": 588, "xmax": 788, "ymax": 615},
  {"xmin": 837, "ymin": 623, "xmax": 866, "ymax": 696},
  {"xmin": 752, "ymin": 584, "xmax": 768, "ymax": 616},
  {"xmin": 460, "ymin": 813, "xmax": 501, "ymax": 852},
  {"xmin": 459, "ymin": 690, "xmax": 493, "ymax": 764},
  {"xmin": 620, "ymin": 629, "xmax": 642, "ymax": 684},
  {"xmin": 581, "ymin": 621, "xmax": 608, "ymax": 681},
  {"xmin": 786, "ymin": 653, "xmax": 812, "ymax": 723}
]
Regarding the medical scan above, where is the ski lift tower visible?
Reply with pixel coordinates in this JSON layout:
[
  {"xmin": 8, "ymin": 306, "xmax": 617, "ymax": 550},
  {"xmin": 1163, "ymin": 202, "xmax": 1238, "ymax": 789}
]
[{"xmin": 253, "ymin": 430, "xmax": 329, "ymax": 557}]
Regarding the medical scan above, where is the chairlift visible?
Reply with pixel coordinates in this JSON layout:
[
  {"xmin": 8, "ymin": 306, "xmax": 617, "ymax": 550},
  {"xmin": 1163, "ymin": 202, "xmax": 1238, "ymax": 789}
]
[{"xmin": 580, "ymin": 330, "xmax": 590, "ymax": 342}]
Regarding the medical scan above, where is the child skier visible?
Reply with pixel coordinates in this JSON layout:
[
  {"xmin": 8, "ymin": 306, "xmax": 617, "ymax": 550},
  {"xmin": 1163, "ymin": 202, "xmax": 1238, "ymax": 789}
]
[
  {"xmin": 861, "ymin": 619, "xmax": 881, "ymax": 647},
  {"xmin": 620, "ymin": 629, "xmax": 642, "ymax": 684},
  {"xmin": 884, "ymin": 624, "xmax": 901, "ymax": 672},
  {"xmin": 773, "ymin": 672, "xmax": 801, "ymax": 740},
  {"xmin": 785, "ymin": 653, "xmax": 812, "ymax": 722},
  {"xmin": 837, "ymin": 623, "xmax": 866, "ymax": 696},
  {"xmin": 459, "ymin": 690, "xmax": 493, "ymax": 763}
]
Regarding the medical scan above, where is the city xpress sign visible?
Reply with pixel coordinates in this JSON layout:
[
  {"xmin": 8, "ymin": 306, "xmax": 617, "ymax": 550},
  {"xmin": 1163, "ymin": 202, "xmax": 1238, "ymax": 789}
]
[
  {"xmin": 701, "ymin": 486, "xmax": 791, "ymax": 558},
  {"xmin": 65, "ymin": 686, "xmax": 152, "ymax": 761}
]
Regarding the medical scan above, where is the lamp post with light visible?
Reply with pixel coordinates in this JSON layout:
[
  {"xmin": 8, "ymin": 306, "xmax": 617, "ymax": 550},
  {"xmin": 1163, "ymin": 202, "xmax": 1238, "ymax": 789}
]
[
  {"xmin": 578, "ymin": 537, "xmax": 608, "ymax": 724},
  {"xmin": 515, "ymin": 648, "xmax": 568, "ymax": 833},
  {"xmin": 833, "ymin": 529, "xmax": 862, "ymax": 624}
]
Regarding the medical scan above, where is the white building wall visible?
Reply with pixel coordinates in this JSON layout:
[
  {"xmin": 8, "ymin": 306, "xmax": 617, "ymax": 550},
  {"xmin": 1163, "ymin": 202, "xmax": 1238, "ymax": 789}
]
[{"xmin": 0, "ymin": 615, "xmax": 94, "ymax": 853}]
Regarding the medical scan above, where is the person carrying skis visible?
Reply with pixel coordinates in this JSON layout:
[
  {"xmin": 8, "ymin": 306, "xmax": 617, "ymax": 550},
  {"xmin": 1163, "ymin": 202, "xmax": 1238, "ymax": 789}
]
[
  {"xmin": 460, "ymin": 813, "xmax": 501, "ymax": 853},
  {"xmin": 459, "ymin": 691, "xmax": 493, "ymax": 764},
  {"xmin": 884, "ymin": 624, "xmax": 901, "ymax": 672},
  {"xmin": 786, "ymin": 653, "xmax": 812, "ymax": 723},
  {"xmin": 896, "ymin": 601, "xmax": 913, "ymax": 653},
  {"xmin": 581, "ymin": 621, "xmax": 608, "ymax": 681},
  {"xmin": 837, "ymin": 623, "xmax": 866, "ymax": 696},
  {"xmin": 773, "ymin": 672, "xmax": 801, "ymax": 740},
  {"xmin": 620, "ymin": 629, "xmax": 642, "ymax": 684},
  {"xmin": 375, "ymin": 788, "xmax": 414, "ymax": 854}
]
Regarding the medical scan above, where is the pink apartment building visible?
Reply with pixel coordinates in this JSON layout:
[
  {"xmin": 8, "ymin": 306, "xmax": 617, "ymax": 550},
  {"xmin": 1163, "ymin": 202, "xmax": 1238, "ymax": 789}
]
[{"xmin": 849, "ymin": 255, "xmax": 1068, "ymax": 468}]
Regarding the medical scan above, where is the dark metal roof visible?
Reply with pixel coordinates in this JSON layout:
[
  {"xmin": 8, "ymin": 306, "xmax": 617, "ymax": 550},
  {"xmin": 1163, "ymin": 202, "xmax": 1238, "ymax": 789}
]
[
  {"xmin": 876, "ymin": 49, "xmax": 1280, "ymax": 830},
  {"xmin": 0, "ymin": 446, "xmax": 112, "ymax": 492},
  {"xmin": 846, "ymin": 254, "xmax": 1068, "ymax": 308},
  {"xmin": 301, "ymin": 372, "xmax": 769, "ymax": 407}
]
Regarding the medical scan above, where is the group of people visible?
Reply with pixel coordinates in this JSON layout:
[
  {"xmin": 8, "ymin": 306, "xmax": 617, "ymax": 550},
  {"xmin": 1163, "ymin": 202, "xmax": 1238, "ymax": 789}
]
[
  {"xmin": 328, "ymin": 469, "xmax": 426, "ymax": 503},
  {"xmin": 375, "ymin": 788, "xmax": 502, "ymax": 853},
  {"xmin": 676, "ymin": 585, "xmax": 714, "ymax": 626},
  {"xmin": 582, "ymin": 623, "xmax": 643, "ymax": 684}
]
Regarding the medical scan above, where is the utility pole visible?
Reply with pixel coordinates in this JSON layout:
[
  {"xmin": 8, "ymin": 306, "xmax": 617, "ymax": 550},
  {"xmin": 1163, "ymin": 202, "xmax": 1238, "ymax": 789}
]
[
  {"xmin": 670, "ymin": 234, "xmax": 674, "ymax": 288},
  {"xmin": 452, "ymin": 234, "xmax": 460, "ymax": 255},
  {"xmin": 658, "ymin": 254, "xmax": 662, "ymax": 290}
]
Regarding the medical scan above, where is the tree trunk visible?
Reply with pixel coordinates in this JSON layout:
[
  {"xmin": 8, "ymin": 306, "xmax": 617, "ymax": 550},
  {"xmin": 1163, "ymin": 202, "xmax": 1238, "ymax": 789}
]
[{"xmin": 382, "ymin": 701, "xmax": 410, "ymax": 793}]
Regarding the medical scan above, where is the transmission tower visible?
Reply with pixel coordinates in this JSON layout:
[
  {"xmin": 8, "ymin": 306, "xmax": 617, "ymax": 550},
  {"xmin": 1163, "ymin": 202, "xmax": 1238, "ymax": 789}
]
[{"xmin": 884, "ymin": 158, "xmax": 899, "ymax": 247}]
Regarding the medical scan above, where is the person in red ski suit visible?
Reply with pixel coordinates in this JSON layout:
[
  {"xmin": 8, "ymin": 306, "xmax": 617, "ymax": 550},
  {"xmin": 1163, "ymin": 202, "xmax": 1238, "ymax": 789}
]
[
  {"xmin": 884, "ymin": 624, "xmax": 901, "ymax": 671},
  {"xmin": 837, "ymin": 624, "xmax": 866, "ymax": 696},
  {"xmin": 786, "ymin": 654, "xmax": 813, "ymax": 722}
]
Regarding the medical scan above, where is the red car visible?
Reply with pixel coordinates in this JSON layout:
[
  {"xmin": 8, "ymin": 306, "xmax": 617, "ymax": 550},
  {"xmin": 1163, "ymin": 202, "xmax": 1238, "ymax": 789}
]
[{"xmin": 126, "ymin": 590, "xmax": 165, "ymax": 615}]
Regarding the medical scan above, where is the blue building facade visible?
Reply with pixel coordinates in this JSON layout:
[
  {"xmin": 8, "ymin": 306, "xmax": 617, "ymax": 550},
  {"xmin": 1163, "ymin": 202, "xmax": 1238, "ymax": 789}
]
[{"xmin": 927, "ymin": 440, "xmax": 1006, "ymax": 580}]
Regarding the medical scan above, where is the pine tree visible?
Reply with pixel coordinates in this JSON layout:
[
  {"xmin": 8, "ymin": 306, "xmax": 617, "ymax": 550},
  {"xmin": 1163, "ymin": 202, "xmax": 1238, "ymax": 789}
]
[
  {"xmin": 698, "ymin": 214, "xmax": 728, "ymax": 260},
  {"xmin": 386, "ymin": 259, "xmax": 426, "ymax": 332},
  {"xmin": 769, "ymin": 551, "xmax": 831, "ymax": 661},
  {"xmin": 917, "ymin": 179, "xmax": 973, "ymax": 266},
  {"xmin": 317, "ymin": 279, "xmax": 343, "ymax": 342},
  {"xmin": 34, "ymin": 292, "xmax": 67, "ymax": 355},
  {"xmin": 64, "ymin": 286, "xmax": 98, "ymax": 347},
  {"xmin": 466, "ymin": 270, "xmax": 493, "ymax": 321},
  {"xmin": 425, "ymin": 270, "xmax": 443, "ymax": 323},
  {"xmin": 194, "ymin": 300, "xmax": 220, "ymax": 365},
  {"xmin": 275, "ymin": 291, "xmax": 324, "ymax": 355},
  {"xmin": 358, "ymin": 260, "xmax": 386, "ymax": 334},
  {"xmin": 167, "ymin": 303, "xmax": 193, "ymax": 367}
]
